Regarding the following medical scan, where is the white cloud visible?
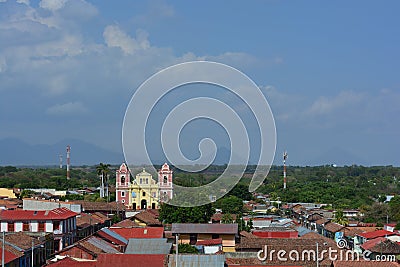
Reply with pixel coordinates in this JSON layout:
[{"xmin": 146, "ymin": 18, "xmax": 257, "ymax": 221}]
[
  {"xmin": 103, "ymin": 25, "xmax": 150, "ymax": 55},
  {"xmin": 16, "ymin": 0, "xmax": 29, "ymax": 5},
  {"xmin": 46, "ymin": 102, "xmax": 88, "ymax": 115},
  {"xmin": 260, "ymin": 85, "xmax": 305, "ymax": 122},
  {"xmin": 306, "ymin": 90, "xmax": 365, "ymax": 116},
  {"xmin": 39, "ymin": 0, "xmax": 67, "ymax": 11}
]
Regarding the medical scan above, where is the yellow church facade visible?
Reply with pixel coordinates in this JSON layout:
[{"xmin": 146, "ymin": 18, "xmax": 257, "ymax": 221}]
[
  {"xmin": 115, "ymin": 163, "xmax": 173, "ymax": 210},
  {"xmin": 129, "ymin": 169, "xmax": 159, "ymax": 210}
]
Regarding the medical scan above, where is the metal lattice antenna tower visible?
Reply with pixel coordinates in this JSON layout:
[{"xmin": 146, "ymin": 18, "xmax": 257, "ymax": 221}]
[
  {"xmin": 59, "ymin": 154, "xmax": 63, "ymax": 169},
  {"xmin": 66, "ymin": 145, "xmax": 71, "ymax": 180},
  {"xmin": 283, "ymin": 151, "xmax": 288, "ymax": 189}
]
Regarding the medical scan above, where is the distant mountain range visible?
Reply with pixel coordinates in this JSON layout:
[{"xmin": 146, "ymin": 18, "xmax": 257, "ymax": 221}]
[
  {"xmin": 0, "ymin": 138, "xmax": 123, "ymax": 166},
  {"xmin": 0, "ymin": 138, "xmax": 239, "ymax": 166},
  {"xmin": 0, "ymin": 138, "xmax": 393, "ymax": 166}
]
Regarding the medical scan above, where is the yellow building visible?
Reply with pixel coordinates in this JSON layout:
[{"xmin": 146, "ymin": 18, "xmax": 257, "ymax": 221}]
[
  {"xmin": 0, "ymin": 188, "xmax": 17, "ymax": 198},
  {"xmin": 129, "ymin": 169, "xmax": 159, "ymax": 210}
]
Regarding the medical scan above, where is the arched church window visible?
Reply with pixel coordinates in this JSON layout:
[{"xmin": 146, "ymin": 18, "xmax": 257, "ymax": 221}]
[
  {"xmin": 164, "ymin": 175, "xmax": 167, "ymax": 184},
  {"xmin": 121, "ymin": 176, "xmax": 125, "ymax": 184}
]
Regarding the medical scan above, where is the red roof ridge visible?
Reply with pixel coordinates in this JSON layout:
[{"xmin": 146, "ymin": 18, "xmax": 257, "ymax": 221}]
[{"xmin": 357, "ymin": 229, "xmax": 395, "ymax": 239}]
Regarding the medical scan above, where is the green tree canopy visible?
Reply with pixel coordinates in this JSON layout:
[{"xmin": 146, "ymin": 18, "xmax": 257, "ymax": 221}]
[
  {"xmin": 159, "ymin": 203, "xmax": 215, "ymax": 224},
  {"xmin": 388, "ymin": 195, "xmax": 400, "ymax": 222},
  {"xmin": 177, "ymin": 244, "xmax": 199, "ymax": 254},
  {"xmin": 214, "ymin": 195, "xmax": 244, "ymax": 215}
]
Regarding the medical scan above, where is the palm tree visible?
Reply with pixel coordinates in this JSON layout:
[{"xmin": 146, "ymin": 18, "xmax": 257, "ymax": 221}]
[
  {"xmin": 96, "ymin": 163, "xmax": 110, "ymax": 199},
  {"xmin": 332, "ymin": 209, "xmax": 349, "ymax": 226}
]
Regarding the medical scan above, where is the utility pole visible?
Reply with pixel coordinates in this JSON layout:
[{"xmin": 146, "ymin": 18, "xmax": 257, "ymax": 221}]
[
  {"xmin": 66, "ymin": 145, "xmax": 71, "ymax": 180},
  {"xmin": 31, "ymin": 239, "xmax": 34, "ymax": 267},
  {"xmin": 2, "ymin": 231, "xmax": 5, "ymax": 267},
  {"xmin": 283, "ymin": 151, "xmax": 288, "ymax": 189},
  {"xmin": 175, "ymin": 234, "xmax": 179, "ymax": 267},
  {"xmin": 100, "ymin": 173, "xmax": 104, "ymax": 198}
]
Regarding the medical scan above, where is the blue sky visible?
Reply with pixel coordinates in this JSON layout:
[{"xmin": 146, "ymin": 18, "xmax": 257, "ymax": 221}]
[{"xmin": 0, "ymin": 0, "xmax": 399, "ymax": 166}]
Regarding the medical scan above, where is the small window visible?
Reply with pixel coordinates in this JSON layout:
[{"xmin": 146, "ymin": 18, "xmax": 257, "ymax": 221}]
[
  {"xmin": 122, "ymin": 199, "xmax": 125, "ymax": 203},
  {"xmin": 140, "ymin": 178, "xmax": 142, "ymax": 184},
  {"xmin": 121, "ymin": 176, "xmax": 125, "ymax": 184},
  {"xmin": 121, "ymin": 191, "xmax": 125, "ymax": 197},
  {"xmin": 212, "ymin": 234, "xmax": 219, "ymax": 239},
  {"xmin": 142, "ymin": 192, "xmax": 146, "ymax": 197},
  {"xmin": 164, "ymin": 175, "xmax": 167, "ymax": 184},
  {"xmin": 8, "ymin": 222, "xmax": 14, "ymax": 232},
  {"xmin": 146, "ymin": 178, "xmax": 148, "ymax": 184},
  {"xmin": 189, "ymin": 234, "xmax": 198, "ymax": 245}
]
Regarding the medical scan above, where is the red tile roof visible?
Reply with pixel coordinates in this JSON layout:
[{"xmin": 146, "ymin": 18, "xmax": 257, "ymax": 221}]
[
  {"xmin": 342, "ymin": 227, "xmax": 364, "ymax": 237},
  {"xmin": 196, "ymin": 238, "xmax": 223, "ymax": 246},
  {"xmin": 110, "ymin": 227, "xmax": 164, "ymax": 239},
  {"xmin": 252, "ymin": 230, "xmax": 298, "ymax": 238},
  {"xmin": 46, "ymin": 257, "xmax": 97, "ymax": 267},
  {"xmin": 361, "ymin": 238, "xmax": 400, "ymax": 254},
  {"xmin": 0, "ymin": 242, "xmax": 22, "ymax": 264},
  {"xmin": 323, "ymin": 222, "xmax": 346, "ymax": 233},
  {"xmin": 91, "ymin": 212, "xmax": 110, "ymax": 223},
  {"xmin": 133, "ymin": 210, "xmax": 162, "ymax": 226},
  {"xmin": 357, "ymin": 229, "xmax": 395, "ymax": 239},
  {"xmin": 360, "ymin": 236, "xmax": 387, "ymax": 250},
  {"xmin": 315, "ymin": 218, "xmax": 329, "ymax": 225},
  {"xmin": 111, "ymin": 219, "xmax": 139, "ymax": 228},
  {"xmin": 0, "ymin": 207, "xmax": 77, "ymax": 221},
  {"xmin": 71, "ymin": 201, "xmax": 126, "ymax": 212},
  {"xmin": 96, "ymin": 254, "xmax": 167, "ymax": 267},
  {"xmin": 239, "ymin": 231, "xmax": 259, "ymax": 239},
  {"xmin": 4, "ymin": 232, "xmax": 42, "ymax": 250},
  {"xmin": 77, "ymin": 213, "xmax": 102, "ymax": 227}
]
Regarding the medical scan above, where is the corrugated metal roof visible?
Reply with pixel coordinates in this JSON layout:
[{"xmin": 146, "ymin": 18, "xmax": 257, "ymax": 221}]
[
  {"xmin": 297, "ymin": 226, "xmax": 312, "ymax": 237},
  {"xmin": 172, "ymin": 223, "xmax": 238, "ymax": 234},
  {"xmin": 86, "ymin": 236, "xmax": 120, "ymax": 254},
  {"xmin": 168, "ymin": 254, "xmax": 225, "ymax": 267},
  {"xmin": 125, "ymin": 238, "xmax": 171, "ymax": 254},
  {"xmin": 99, "ymin": 228, "xmax": 128, "ymax": 245}
]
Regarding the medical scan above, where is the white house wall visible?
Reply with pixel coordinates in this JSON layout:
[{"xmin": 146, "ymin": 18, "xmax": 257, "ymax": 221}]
[
  {"xmin": 45, "ymin": 221, "xmax": 53, "ymax": 232},
  {"xmin": 15, "ymin": 222, "xmax": 22, "ymax": 232},
  {"xmin": 0, "ymin": 222, "xmax": 6, "ymax": 232},
  {"xmin": 30, "ymin": 222, "xmax": 38, "ymax": 232}
]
